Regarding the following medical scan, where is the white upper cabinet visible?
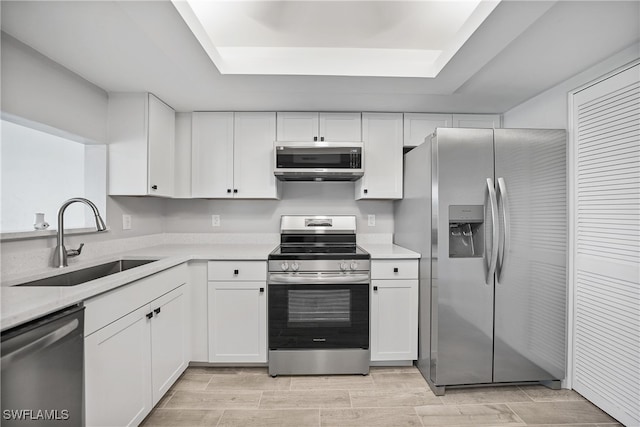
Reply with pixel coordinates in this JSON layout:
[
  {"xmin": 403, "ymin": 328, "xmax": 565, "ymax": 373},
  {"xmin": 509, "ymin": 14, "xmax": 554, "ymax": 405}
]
[
  {"xmin": 108, "ymin": 93, "xmax": 175, "ymax": 197},
  {"xmin": 319, "ymin": 113, "xmax": 362, "ymax": 141},
  {"xmin": 277, "ymin": 112, "xmax": 361, "ymax": 141},
  {"xmin": 191, "ymin": 112, "xmax": 279, "ymax": 199},
  {"xmin": 234, "ymin": 112, "xmax": 279, "ymax": 199},
  {"xmin": 356, "ymin": 113, "xmax": 403, "ymax": 200},
  {"xmin": 403, "ymin": 113, "xmax": 452, "ymax": 147},
  {"xmin": 191, "ymin": 112, "xmax": 234, "ymax": 198},
  {"xmin": 452, "ymin": 113, "xmax": 502, "ymax": 129}
]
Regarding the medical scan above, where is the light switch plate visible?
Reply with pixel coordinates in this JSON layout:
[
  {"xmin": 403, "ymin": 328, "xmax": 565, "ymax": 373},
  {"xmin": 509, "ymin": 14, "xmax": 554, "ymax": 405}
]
[
  {"xmin": 212, "ymin": 215, "xmax": 221, "ymax": 227},
  {"xmin": 122, "ymin": 214, "xmax": 132, "ymax": 230},
  {"xmin": 368, "ymin": 214, "xmax": 376, "ymax": 227}
]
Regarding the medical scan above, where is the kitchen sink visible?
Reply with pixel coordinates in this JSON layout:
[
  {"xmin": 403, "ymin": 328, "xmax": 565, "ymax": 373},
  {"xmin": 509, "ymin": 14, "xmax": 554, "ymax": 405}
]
[{"xmin": 16, "ymin": 259, "xmax": 158, "ymax": 287}]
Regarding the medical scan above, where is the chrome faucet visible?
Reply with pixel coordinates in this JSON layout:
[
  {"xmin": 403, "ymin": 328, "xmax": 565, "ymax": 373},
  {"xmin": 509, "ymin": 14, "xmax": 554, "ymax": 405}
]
[{"xmin": 53, "ymin": 198, "xmax": 107, "ymax": 268}]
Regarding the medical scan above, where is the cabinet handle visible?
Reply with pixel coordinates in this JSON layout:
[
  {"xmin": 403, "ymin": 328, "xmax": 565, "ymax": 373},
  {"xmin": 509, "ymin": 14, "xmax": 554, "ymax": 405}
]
[
  {"xmin": 151, "ymin": 185, "xmax": 158, "ymax": 190},
  {"xmin": 154, "ymin": 307, "xmax": 161, "ymax": 315},
  {"xmin": 373, "ymin": 286, "xmax": 378, "ymax": 291},
  {"xmin": 259, "ymin": 287, "xmax": 265, "ymax": 293},
  {"xmin": 320, "ymin": 136, "xmax": 325, "ymax": 141},
  {"xmin": 393, "ymin": 267, "xmax": 399, "ymax": 273},
  {"xmin": 146, "ymin": 312, "xmax": 154, "ymax": 319},
  {"xmin": 364, "ymin": 189, "xmax": 368, "ymax": 194},
  {"xmin": 234, "ymin": 269, "xmax": 239, "ymax": 275},
  {"xmin": 233, "ymin": 189, "xmax": 238, "ymax": 194},
  {"xmin": 314, "ymin": 136, "xmax": 318, "ymax": 141},
  {"xmin": 227, "ymin": 189, "xmax": 231, "ymax": 193}
]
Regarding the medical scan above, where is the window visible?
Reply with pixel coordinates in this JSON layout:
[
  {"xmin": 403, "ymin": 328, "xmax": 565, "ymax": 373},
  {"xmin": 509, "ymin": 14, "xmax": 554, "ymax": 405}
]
[{"xmin": 0, "ymin": 118, "xmax": 107, "ymax": 233}]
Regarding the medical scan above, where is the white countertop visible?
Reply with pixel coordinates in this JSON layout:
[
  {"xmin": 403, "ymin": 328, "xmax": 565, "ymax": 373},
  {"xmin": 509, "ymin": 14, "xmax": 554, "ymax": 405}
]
[
  {"xmin": 359, "ymin": 243, "xmax": 420, "ymax": 259},
  {"xmin": 1, "ymin": 242, "xmax": 418, "ymax": 332}
]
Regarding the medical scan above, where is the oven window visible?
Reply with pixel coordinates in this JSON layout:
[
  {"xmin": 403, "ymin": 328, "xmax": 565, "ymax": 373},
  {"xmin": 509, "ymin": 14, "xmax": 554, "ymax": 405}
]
[{"xmin": 288, "ymin": 289, "xmax": 351, "ymax": 326}]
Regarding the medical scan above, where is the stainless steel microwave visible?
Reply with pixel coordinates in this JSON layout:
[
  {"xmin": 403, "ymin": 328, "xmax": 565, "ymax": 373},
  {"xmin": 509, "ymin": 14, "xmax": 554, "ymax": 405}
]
[{"xmin": 274, "ymin": 141, "xmax": 364, "ymax": 181}]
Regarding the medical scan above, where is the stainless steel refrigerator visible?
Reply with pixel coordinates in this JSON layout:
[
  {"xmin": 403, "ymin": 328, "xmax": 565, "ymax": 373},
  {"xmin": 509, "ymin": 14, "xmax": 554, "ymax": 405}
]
[{"xmin": 394, "ymin": 128, "xmax": 567, "ymax": 395}]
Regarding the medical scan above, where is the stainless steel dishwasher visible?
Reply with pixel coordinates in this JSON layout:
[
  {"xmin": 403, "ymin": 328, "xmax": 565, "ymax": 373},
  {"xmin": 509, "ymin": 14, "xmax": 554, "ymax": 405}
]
[{"xmin": 1, "ymin": 305, "xmax": 84, "ymax": 426}]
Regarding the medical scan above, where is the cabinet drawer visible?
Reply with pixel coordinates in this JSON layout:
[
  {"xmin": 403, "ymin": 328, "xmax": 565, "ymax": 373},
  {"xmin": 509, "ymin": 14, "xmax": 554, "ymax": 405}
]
[
  {"xmin": 207, "ymin": 261, "xmax": 266, "ymax": 281},
  {"xmin": 371, "ymin": 260, "xmax": 418, "ymax": 280},
  {"xmin": 85, "ymin": 263, "xmax": 187, "ymax": 337}
]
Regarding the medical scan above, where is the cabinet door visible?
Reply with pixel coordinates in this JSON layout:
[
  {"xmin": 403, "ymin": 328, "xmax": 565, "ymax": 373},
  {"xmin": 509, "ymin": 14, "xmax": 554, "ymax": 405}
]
[
  {"xmin": 356, "ymin": 113, "xmax": 403, "ymax": 199},
  {"xmin": 319, "ymin": 112, "xmax": 361, "ymax": 141},
  {"xmin": 208, "ymin": 281, "xmax": 267, "ymax": 363},
  {"xmin": 452, "ymin": 114, "xmax": 501, "ymax": 129},
  {"xmin": 233, "ymin": 112, "xmax": 279, "ymax": 199},
  {"xmin": 370, "ymin": 280, "xmax": 418, "ymax": 361},
  {"xmin": 403, "ymin": 113, "xmax": 452, "ymax": 147},
  {"xmin": 85, "ymin": 306, "xmax": 152, "ymax": 427},
  {"xmin": 150, "ymin": 285, "xmax": 188, "ymax": 406},
  {"xmin": 276, "ymin": 112, "xmax": 319, "ymax": 141},
  {"xmin": 147, "ymin": 93, "xmax": 175, "ymax": 197},
  {"xmin": 191, "ymin": 112, "xmax": 234, "ymax": 198}
]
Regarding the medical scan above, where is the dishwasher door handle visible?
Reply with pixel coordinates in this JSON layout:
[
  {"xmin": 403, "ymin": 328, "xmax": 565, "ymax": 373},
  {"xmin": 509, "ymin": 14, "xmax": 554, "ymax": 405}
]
[{"xmin": 1, "ymin": 319, "xmax": 79, "ymax": 365}]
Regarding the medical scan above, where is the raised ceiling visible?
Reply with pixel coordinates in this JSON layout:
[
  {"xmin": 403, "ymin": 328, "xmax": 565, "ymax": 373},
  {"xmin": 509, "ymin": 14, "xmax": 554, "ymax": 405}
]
[
  {"xmin": 1, "ymin": 1, "xmax": 639, "ymax": 113},
  {"xmin": 172, "ymin": 0, "xmax": 500, "ymax": 78}
]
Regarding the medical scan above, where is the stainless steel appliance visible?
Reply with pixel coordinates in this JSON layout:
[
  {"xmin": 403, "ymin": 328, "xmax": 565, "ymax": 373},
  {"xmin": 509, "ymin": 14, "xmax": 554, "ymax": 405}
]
[
  {"xmin": 1, "ymin": 305, "xmax": 85, "ymax": 426},
  {"xmin": 395, "ymin": 128, "xmax": 567, "ymax": 395},
  {"xmin": 274, "ymin": 141, "xmax": 364, "ymax": 181},
  {"xmin": 268, "ymin": 215, "xmax": 370, "ymax": 376}
]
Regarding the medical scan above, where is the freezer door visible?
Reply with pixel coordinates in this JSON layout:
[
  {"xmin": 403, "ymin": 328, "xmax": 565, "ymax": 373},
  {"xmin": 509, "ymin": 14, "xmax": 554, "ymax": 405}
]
[
  {"xmin": 493, "ymin": 129, "xmax": 567, "ymax": 382},
  {"xmin": 431, "ymin": 128, "xmax": 495, "ymax": 386}
]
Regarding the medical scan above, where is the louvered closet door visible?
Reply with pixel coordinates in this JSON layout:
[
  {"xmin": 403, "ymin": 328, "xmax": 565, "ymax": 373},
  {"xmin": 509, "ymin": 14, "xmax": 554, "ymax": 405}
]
[{"xmin": 572, "ymin": 63, "xmax": 639, "ymax": 427}]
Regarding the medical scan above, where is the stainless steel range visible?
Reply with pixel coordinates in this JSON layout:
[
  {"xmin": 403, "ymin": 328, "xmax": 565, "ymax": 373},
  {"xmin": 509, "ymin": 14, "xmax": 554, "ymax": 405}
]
[{"xmin": 268, "ymin": 215, "xmax": 371, "ymax": 376}]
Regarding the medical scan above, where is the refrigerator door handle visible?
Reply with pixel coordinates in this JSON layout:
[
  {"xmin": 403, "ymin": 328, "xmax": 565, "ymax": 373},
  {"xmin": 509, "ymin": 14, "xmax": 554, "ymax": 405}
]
[
  {"xmin": 496, "ymin": 177, "xmax": 510, "ymax": 283},
  {"xmin": 485, "ymin": 178, "xmax": 499, "ymax": 285}
]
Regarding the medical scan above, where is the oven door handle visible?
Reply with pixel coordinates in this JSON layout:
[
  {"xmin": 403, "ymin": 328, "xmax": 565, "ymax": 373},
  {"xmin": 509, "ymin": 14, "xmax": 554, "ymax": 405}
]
[{"xmin": 268, "ymin": 273, "xmax": 370, "ymax": 285}]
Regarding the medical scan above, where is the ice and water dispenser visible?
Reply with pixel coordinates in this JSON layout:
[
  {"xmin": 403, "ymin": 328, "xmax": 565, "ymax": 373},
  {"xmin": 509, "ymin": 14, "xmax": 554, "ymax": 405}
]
[{"xmin": 449, "ymin": 205, "xmax": 484, "ymax": 258}]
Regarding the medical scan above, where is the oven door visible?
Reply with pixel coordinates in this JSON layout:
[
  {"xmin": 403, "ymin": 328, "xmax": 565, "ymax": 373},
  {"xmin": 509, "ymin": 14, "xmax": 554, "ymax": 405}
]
[{"xmin": 268, "ymin": 274, "xmax": 369, "ymax": 350}]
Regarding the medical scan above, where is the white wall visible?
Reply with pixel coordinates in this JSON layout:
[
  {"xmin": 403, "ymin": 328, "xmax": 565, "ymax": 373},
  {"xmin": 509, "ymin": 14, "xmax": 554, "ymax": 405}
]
[
  {"xmin": 503, "ymin": 42, "xmax": 640, "ymax": 129},
  {"xmin": 1, "ymin": 33, "xmax": 108, "ymax": 143},
  {"xmin": 163, "ymin": 182, "xmax": 394, "ymax": 235}
]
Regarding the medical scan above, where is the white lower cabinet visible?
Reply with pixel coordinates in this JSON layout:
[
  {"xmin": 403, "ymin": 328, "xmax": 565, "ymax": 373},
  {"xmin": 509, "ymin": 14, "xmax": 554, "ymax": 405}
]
[
  {"xmin": 207, "ymin": 261, "xmax": 267, "ymax": 363},
  {"xmin": 370, "ymin": 260, "xmax": 418, "ymax": 362},
  {"xmin": 85, "ymin": 305, "xmax": 152, "ymax": 427},
  {"xmin": 84, "ymin": 265, "xmax": 189, "ymax": 426}
]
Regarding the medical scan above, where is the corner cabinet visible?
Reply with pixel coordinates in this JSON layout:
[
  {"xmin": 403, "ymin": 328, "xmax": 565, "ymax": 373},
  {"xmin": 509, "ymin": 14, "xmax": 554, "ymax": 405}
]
[
  {"xmin": 108, "ymin": 93, "xmax": 175, "ymax": 197},
  {"xmin": 356, "ymin": 113, "xmax": 403, "ymax": 200},
  {"xmin": 84, "ymin": 265, "xmax": 189, "ymax": 427},
  {"xmin": 191, "ymin": 112, "xmax": 279, "ymax": 199},
  {"xmin": 207, "ymin": 261, "xmax": 267, "ymax": 363},
  {"xmin": 276, "ymin": 112, "xmax": 361, "ymax": 141},
  {"xmin": 370, "ymin": 260, "xmax": 418, "ymax": 362}
]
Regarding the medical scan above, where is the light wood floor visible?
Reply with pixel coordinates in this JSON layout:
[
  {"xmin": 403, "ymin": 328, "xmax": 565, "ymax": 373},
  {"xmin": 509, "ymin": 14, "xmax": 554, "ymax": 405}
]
[{"xmin": 140, "ymin": 366, "xmax": 619, "ymax": 426}]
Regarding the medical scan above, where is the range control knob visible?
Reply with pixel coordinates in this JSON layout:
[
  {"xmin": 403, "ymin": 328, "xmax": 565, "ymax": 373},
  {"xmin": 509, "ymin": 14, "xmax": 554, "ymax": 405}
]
[
  {"xmin": 291, "ymin": 262, "xmax": 300, "ymax": 272},
  {"xmin": 280, "ymin": 262, "xmax": 289, "ymax": 271},
  {"xmin": 350, "ymin": 262, "xmax": 358, "ymax": 271},
  {"xmin": 340, "ymin": 262, "xmax": 349, "ymax": 271}
]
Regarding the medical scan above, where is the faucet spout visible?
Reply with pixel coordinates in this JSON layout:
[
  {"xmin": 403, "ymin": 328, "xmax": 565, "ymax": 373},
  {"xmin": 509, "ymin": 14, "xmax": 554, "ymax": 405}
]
[{"xmin": 52, "ymin": 198, "xmax": 107, "ymax": 268}]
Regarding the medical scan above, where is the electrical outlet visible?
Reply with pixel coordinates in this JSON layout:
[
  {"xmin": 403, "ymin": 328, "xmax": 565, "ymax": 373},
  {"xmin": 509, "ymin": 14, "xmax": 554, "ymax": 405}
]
[
  {"xmin": 211, "ymin": 215, "xmax": 221, "ymax": 227},
  {"xmin": 122, "ymin": 214, "xmax": 132, "ymax": 230},
  {"xmin": 368, "ymin": 214, "xmax": 376, "ymax": 227}
]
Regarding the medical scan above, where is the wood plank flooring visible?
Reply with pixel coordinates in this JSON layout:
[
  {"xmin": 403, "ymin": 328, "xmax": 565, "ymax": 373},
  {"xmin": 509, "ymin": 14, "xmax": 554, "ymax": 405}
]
[{"xmin": 140, "ymin": 366, "xmax": 620, "ymax": 426}]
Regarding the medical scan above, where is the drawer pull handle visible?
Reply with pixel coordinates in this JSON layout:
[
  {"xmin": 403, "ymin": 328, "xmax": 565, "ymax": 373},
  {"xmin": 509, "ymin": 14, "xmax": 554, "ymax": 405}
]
[
  {"xmin": 154, "ymin": 307, "xmax": 161, "ymax": 315},
  {"xmin": 393, "ymin": 267, "xmax": 399, "ymax": 273},
  {"xmin": 234, "ymin": 269, "xmax": 239, "ymax": 275},
  {"xmin": 146, "ymin": 312, "xmax": 154, "ymax": 319}
]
